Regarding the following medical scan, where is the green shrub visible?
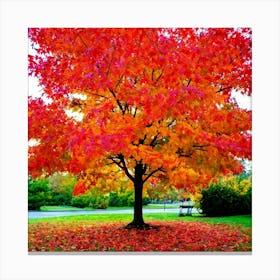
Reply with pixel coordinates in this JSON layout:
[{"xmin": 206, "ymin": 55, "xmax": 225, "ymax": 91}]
[
  {"xmin": 200, "ymin": 182, "xmax": 252, "ymax": 217},
  {"xmin": 239, "ymin": 187, "xmax": 252, "ymax": 214},
  {"xmin": 142, "ymin": 197, "xmax": 151, "ymax": 205},
  {"xmin": 71, "ymin": 191, "xmax": 109, "ymax": 209},
  {"xmin": 28, "ymin": 177, "xmax": 51, "ymax": 210},
  {"xmin": 108, "ymin": 191, "xmax": 150, "ymax": 207},
  {"xmin": 87, "ymin": 194, "xmax": 109, "ymax": 209},
  {"xmin": 108, "ymin": 191, "xmax": 134, "ymax": 207},
  {"xmin": 108, "ymin": 192, "xmax": 121, "ymax": 206},
  {"xmin": 70, "ymin": 195, "xmax": 89, "ymax": 208}
]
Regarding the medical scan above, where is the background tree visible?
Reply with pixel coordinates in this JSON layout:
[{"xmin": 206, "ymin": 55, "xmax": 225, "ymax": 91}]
[
  {"xmin": 28, "ymin": 28, "xmax": 252, "ymax": 229},
  {"xmin": 146, "ymin": 177, "xmax": 181, "ymax": 202},
  {"xmin": 48, "ymin": 172, "xmax": 76, "ymax": 205}
]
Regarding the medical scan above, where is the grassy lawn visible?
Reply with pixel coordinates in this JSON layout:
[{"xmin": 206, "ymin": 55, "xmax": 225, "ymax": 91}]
[
  {"xmin": 41, "ymin": 204, "xmax": 179, "ymax": 211},
  {"xmin": 29, "ymin": 212, "xmax": 251, "ymax": 228},
  {"xmin": 40, "ymin": 205, "xmax": 84, "ymax": 211},
  {"xmin": 39, "ymin": 204, "xmax": 179, "ymax": 211}
]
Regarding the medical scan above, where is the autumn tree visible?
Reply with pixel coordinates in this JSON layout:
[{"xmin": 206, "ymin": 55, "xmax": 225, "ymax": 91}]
[{"xmin": 28, "ymin": 28, "xmax": 252, "ymax": 229}]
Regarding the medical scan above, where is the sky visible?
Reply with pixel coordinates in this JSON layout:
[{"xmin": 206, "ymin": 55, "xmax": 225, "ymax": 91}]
[{"xmin": 231, "ymin": 89, "xmax": 251, "ymax": 110}]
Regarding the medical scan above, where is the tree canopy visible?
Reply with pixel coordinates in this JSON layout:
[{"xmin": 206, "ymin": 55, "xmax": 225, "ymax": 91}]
[{"xmin": 28, "ymin": 28, "xmax": 252, "ymax": 227}]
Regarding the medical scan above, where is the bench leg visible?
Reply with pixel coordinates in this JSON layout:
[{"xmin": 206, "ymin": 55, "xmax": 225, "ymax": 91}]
[{"xmin": 179, "ymin": 208, "xmax": 183, "ymax": 216}]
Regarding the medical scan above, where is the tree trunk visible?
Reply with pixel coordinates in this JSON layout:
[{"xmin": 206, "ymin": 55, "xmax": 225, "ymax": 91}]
[{"xmin": 125, "ymin": 164, "xmax": 150, "ymax": 230}]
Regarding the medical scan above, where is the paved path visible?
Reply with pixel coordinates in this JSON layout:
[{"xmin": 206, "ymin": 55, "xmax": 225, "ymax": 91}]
[{"xmin": 28, "ymin": 208, "xmax": 199, "ymax": 219}]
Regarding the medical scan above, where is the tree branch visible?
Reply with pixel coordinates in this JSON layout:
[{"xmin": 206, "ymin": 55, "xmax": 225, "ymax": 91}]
[
  {"xmin": 155, "ymin": 68, "xmax": 164, "ymax": 83},
  {"xmin": 192, "ymin": 144, "xmax": 209, "ymax": 152},
  {"xmin": 109, "ymin": 88, "xmax": 125, "ymax": 114},
  {"xmin": 132, "ymin": 135, "xmax": 147, "ymax": 146},
  {"xmin": 109, "ymin": 155, "xmax": 134, "ymax": 182},
  {"xmin": 167, "ymin": 119, "xmax": 176, "ymax": 127},
  {"xmin": 133, "ymin": 107, "xmax": 138, "ymax": 118},
  {"xmin": 151, "ymin": 69, "xmax": 155, "ymax": 81},
  {"xmin": 143, "ymin": 166, "xmax": 164, "ymax": 183},
  {"xmin": 139, "ymin": 134, "xmax": 147, "ymax": 144},
  {"xmin": 118, "ymin": 154, "xmax": 135, "ymax": 182},
  {"xmin": 91, "ymin": 93, "xmax": 109, "ymax": 99},
  {"xmin": 77, "ymin": 34, "xmax": 88, "ymax": 49},
  {"xmin": 150, "ymin": 132, "xmax": 160, "ymax": 147},
  {"xmin": 176, "ymin": 149, "xmax": 192, "ymax": 158},
  {"xmin": 124, "ymin": 102, "xmax": 129, "ymax": 114},
  {"xmin": 176, "ymin": 144, "xmax": 209, "ymax": 158},
  {"xmin": 216, "ymin": 86, "xmax": 232, "ymax": 93},
  {"xmin": 115, "ymin": 74, "xmax": 124, "ymax": 88}
]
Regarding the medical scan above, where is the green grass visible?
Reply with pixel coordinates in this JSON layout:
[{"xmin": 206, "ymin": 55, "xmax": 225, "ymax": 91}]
[
  {"xmin": 144, "ymin": 204, "xmax": 179, "ymax": 209},
  {"xmin": 29, "ymin": 212, "xmax": 251, "ymax": 228},
  {"xmin": 40, "ymin": 205, "xmax": 84, "ymax": 211},
  {"xmin": 29, "ymin": 213, "xmax": 131, "ymax": 224},
  {"xmin": 39, "ymin": 204, "xmax": 179, "ymax": 211},
  {"xmin": 107, "ymin": 204, "xmax": 178, "ymax": 210}
]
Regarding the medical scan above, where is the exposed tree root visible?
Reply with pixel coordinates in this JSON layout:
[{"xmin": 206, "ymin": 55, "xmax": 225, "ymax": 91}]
[{"xmin": 124, "ymin": 222, "xmax": 159, "ymax": 230}]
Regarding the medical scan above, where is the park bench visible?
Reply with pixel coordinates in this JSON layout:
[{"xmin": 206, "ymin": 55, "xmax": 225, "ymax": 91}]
[{"xmin": 179, "ymin": 199, "xmax": 194, "ymax": 216}]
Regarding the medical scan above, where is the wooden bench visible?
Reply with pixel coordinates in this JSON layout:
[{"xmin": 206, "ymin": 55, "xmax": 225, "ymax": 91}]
[{"xmin": 179, "ymin": 204, "xmax": 194, "ymax": 216}]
